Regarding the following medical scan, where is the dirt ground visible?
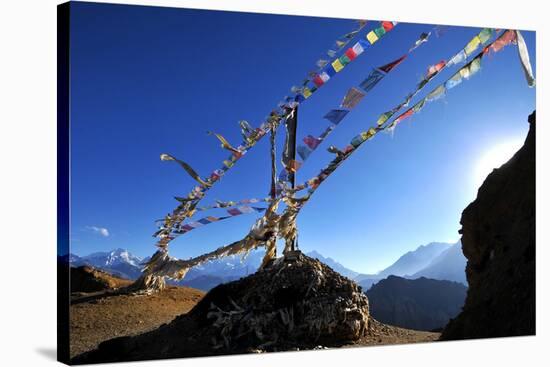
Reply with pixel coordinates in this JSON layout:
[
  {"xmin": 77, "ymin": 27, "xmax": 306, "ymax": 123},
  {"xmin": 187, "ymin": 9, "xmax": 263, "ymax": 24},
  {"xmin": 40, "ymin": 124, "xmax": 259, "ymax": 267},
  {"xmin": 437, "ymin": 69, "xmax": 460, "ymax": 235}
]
[
  {"xmin": 69, "ymin": 286, "xmax": 204, "ymax": 358},
  {"xmin": 356, "ymin": 318, "xmax": 440, "ymax": 346},
  {"xmin": 70, "ymin": 286, "xmax": 439, "ymax": 359}
]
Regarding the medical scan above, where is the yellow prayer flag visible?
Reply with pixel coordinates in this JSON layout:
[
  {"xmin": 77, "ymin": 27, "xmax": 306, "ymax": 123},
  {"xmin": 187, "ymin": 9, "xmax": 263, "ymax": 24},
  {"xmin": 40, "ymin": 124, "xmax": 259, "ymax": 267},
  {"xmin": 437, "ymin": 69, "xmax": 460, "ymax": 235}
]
[
  {"xmin": 303, "ymin": 87, "xmax": 312, "ymax": 98},
  {"xmin": 464, "ymin": 36, "xmax": 481, "ymax": 55},
  {"xmin": 377, "ymin": 113, "xmax": 389, "ymax": 126},
  {"xmin": 331, "ymin": 59, "xmax": 344, "ymax": 72},
  {"xmin": 459, "ymin": 66, "xmax": 471, "ymax": 79},
  {"xmin": 366, "ymin": 30, "xmax": 379, "ymax": 44}
]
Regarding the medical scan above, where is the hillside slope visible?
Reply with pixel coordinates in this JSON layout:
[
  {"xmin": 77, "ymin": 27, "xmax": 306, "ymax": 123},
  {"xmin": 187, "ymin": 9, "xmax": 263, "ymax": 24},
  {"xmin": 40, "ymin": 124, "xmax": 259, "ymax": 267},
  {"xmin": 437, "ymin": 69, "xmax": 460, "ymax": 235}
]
[{"xmin": 367, "ymin": 276, "xmax": 467, "ymax": 331}]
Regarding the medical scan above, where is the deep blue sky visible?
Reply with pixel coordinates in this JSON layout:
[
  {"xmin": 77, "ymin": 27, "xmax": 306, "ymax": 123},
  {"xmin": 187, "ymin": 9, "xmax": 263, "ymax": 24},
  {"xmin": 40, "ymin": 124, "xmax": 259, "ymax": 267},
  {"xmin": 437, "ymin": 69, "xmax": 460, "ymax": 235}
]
[{"xmin": 69, "ymin": 2, "xmax": 536, "ymax": 273}]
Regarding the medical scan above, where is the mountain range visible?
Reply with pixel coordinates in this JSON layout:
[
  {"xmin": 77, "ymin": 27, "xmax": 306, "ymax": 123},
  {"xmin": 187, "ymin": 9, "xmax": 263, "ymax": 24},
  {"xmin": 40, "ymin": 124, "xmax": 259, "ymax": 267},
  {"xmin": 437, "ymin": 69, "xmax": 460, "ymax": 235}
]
[
  {"xmin": 367, "ymin": 275, "xmax": 467, "ymax": 331},
  {"xmin": 64, "ymin": 241, "xmax": 467, "ymax": 291}
]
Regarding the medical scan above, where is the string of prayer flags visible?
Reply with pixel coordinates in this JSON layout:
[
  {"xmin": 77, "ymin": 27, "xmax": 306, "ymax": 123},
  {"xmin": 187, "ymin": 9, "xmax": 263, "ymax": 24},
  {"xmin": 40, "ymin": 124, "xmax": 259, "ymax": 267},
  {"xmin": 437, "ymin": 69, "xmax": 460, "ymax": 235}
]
[
  {"xmin": 194, "ymin": 197, "xmax": 271, "ymax": 212},
  {"xmin": 285, "ymin": 29, "xmax": 533, "ymax": 207},
  {"xmin": 285, "ymin": 27, "xmax": 440, "ymax": 181},
  {"xmin": 175, "ymin": 206, "xmax": 267, "ymax": 235},
  {"xmin": 516, "ymin": 31, "xmax": 536, "ymax": 87},
  {"xmin": 160, "ymin": 154, "xmax": 211, "ymax": 187},
  {"xmin": 341, "ymin": 87, "xmax": 366, "ymax": 109},
  {"xmin": 324, "ymin": 109, "xmax": 350, "ymax": 124},
  {"xmin": 293, "ymin": 20, "xmax": 398, "ymax": 102}
]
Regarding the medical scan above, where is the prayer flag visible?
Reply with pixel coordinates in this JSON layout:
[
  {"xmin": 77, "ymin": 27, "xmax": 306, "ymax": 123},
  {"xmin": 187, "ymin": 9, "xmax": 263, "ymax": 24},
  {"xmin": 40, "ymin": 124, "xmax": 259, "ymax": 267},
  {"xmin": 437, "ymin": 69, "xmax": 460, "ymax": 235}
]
[
  {"xmin": 331, "ymin": 58, "xmax": 344, "ymax": 72},
  {"xmin": 345, "ymin": 47, "xmax": 358, "ymax": 61},
  {"xmin": 378, "ymin": 55, "xmax": 407, "ymax": 73},
  {"xmin": 352, "ymin": 42, "xmax": 364, "ymax": 56},
  {"xmin": 448, "ymin": 50, "xmax": 467, "ymax": 66},
  {"xmin": 303, "ymin": 135, "xmax": 322, "ymax": 149},
  {"xmin": 324, "ymin": 109, "xmax": 350, "ymax": 125},
  {"xmin": 377, "ymin": 111, "xmax": 393, "ymax": 126},
  {"xmin": 478, "ymin": 28, "xmax": 494, "ymax": 44},
  {"xmin": 516, "ymin": 31, "xmax": 536, "ymax": 87},
  {"xmin": 374, "ymin": 26, "xmax": 386, "ymax": 38},
  {"xmin": 303, "ymin": 87, "xmax": 312, "ymax": 98},
  {"xmin": 339, "ymin": 54, "xmax": 351, "ymax": 66},
  {"xmin": 341, "ymin": 87, "xmax": 366, "ymax": 109},
  {"xmin": 445, "ymin": 71, "xmax": 463, "ymax": 89},
  {"xmin": 426, "ymin": 85, "xmax": 446, "ymax": 101},
  {"xmin": 381, "ymin": 21, "xmax": 394, "ymax": 32},
  {"xmin": 313, "ymin": 75, "xmax": 325, "ymax": 87},
  {"xmin": 465, "ymin": 36, "xmax": 481, "ymax": 55},
  {"xmin": 366, "ymin": 30, "xmax": 379, "ymax": 44},
  {"xmin": 227, "ymin": 208, "xmax": 242, "ymax": 216},
  {"xmin": 359, "ymin": 69, "xmax": 385, "ymax": 93},
  {"xmin": 490, "ymin": 30, "xmax": 516, "ymax": 53}
]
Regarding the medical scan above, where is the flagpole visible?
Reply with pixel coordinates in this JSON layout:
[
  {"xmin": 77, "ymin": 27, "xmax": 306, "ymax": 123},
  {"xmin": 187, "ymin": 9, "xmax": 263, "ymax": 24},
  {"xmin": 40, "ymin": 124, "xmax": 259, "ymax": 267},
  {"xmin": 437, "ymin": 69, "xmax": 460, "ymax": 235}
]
[{"xmin": 289, "ymin": 106, "xmax": 298, "ymax": 252}]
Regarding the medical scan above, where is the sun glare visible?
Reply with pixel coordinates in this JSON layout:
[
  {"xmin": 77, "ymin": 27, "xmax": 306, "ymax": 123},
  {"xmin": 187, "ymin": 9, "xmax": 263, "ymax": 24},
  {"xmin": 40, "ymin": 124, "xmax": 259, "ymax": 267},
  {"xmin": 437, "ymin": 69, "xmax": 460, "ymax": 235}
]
[{"xmin": 474, "ymin": 138, "xmax": 525, "ymax": 189}]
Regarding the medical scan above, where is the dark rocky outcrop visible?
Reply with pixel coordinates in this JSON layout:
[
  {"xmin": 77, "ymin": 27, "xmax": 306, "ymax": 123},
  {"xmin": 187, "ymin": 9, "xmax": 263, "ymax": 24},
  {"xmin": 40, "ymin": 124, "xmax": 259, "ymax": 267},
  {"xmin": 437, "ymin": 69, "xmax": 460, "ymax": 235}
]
[
  {"xmin": 441, "ymin": 111, "xmax": 536, "ymax": 339},
  {"xmin": 367, "ymin": 275, "xmax": 467, "ymax": 331},
  {"xmin": 72, "ymin": 253, "xmax": 370, "ymax": 363}
]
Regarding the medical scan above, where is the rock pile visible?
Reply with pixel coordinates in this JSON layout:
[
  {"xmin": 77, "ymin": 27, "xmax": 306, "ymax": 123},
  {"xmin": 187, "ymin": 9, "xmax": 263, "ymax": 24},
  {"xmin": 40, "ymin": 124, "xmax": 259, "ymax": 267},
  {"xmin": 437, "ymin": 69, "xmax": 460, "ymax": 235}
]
[{"xmin": 73, "ymin": 252, "xmax": 370, "ymax": 363}]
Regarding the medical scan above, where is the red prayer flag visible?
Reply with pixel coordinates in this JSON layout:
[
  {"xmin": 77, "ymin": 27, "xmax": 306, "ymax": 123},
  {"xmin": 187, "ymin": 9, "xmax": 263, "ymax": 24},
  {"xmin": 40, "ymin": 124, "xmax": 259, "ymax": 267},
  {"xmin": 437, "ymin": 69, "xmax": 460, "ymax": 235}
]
[
  {"xmin": 313, "ymin": 75, "xmax": 325, "ymax": 87},
  {"xmin": 345, "ymin": 47, "xmax": 358, "ymax": 61},
  {"xmin": 378, "ymin": 55, "xmax": 407, "ymax": 73},
  {"xmin": 381, "ymin": 21, "xmax": 394, "ymax": 32}
]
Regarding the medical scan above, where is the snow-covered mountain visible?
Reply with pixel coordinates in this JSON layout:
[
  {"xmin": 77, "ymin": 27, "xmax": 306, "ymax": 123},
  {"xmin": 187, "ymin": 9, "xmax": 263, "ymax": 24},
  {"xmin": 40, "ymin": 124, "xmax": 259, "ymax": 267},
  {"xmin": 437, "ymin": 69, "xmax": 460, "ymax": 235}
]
[
  {"xmin": 354, "ymin": 242, "xmax": 464, "ymax": 290},
  {"xmin": 411, "ymin": 242, "xmax": 467, "ymax": 285},
  {"xmin": 69, "ymin": 248, "xmax": 145, "ymax": 280},
  {"xmin": 66, "ymin": 241, "xmax": 467, "ymax": 291}
]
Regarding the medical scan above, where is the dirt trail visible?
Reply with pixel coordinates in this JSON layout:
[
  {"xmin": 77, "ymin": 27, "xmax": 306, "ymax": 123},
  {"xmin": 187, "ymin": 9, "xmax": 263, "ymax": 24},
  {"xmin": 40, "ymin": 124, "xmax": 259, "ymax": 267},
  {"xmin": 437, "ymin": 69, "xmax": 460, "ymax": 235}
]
[{"xmin": 70, "ymin": 286, "xmax": 204, "ymax": 358}]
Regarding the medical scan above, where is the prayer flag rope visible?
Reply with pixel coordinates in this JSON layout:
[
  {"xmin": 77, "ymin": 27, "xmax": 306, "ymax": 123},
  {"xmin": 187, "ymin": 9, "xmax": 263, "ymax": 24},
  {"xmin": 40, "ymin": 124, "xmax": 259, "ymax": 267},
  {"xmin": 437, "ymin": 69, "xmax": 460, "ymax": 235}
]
[
  {"xmin": 285, "ymin": 30, "xmax": 532, "ymax": 201},
  {"xmin": 279, "ymin": 29, "xmax": 438, "ymax": 185}
]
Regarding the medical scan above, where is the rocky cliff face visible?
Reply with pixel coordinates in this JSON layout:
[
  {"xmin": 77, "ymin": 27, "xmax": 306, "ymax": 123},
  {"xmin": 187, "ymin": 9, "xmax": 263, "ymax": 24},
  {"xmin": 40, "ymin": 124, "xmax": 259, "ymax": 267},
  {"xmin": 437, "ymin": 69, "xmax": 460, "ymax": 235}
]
[
  {"xmin": 441, "ymin": 111, "xmax": 536, "ymax": 339},
  {"xmin": 73, "ymin": 253, "xmax": 370, "ymax": 363}
]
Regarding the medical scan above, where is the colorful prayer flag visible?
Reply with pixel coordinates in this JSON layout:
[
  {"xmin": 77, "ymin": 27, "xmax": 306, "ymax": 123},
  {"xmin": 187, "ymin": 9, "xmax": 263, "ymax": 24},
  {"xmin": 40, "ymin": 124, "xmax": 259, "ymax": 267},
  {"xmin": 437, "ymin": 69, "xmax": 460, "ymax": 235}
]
[
  {"xmin": 378, "ymin": 55, "xmax": 407, "ymax": 73},
  {"xmin": 339, "ymin": 54, "xmax": 351, "ymax": 66},
  {"xmin": 381, "ymin": 21, "xmax": 394, "ymax": 32},
  {"xmin": 448, "ymin": 50, "xmax": 467, "ymax": 66},
  {"xmin": 323, "ymin": 109, "xmax": 350, "ymax": 125},
  {"xmin": 351, "ymin": 42, "xmax": 364, "ymax": 56},
  {"xmin": 359, "ymin": 69, "xmax": 385, "ymax": 93},
  {"xmin": 331, "ymin": 58, "xmax": 344, "ymax": 72},
  {"xmin": 478, "ymin": 28, "xmax": 494, "ymax": 44},
  {"xmin": 445, "ymin": 71, "xmax": 463, "ymax": 89},
  {"xmin": 345, "ymin": 47, "xmax": 358, "ymax": 61},
  {"xmin": 374, "ymin": 26, "xmax": 386, "ymax": 38},
  {"xmin": 465, "ymin": 36, "xmax": 481, "ymax": 55},
  {"xmin": 366, "ymin": 30, "xmax": 379, "ymax": 44},
  {"xmin": 426, "ymin": 85, "xmax": 446, "ymax": 101},
  {"xmin": 303, "ymin": 135, "xmax": 322, "ymax": 149},
  {"xmin": 490, "ymin": 30, "xmax": 516, "ymax": 53},
  {"xmin": 341, "ymin": 87, "xmax": 366, "ymax": 109}
]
